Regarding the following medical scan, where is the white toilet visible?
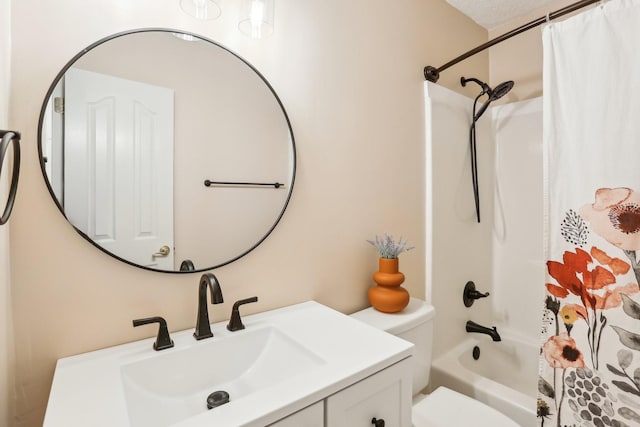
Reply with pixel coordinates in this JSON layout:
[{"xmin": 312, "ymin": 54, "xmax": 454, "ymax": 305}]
[{"xmin": 351, "ymin": 298, "xmax": 520, "ymax": 427}]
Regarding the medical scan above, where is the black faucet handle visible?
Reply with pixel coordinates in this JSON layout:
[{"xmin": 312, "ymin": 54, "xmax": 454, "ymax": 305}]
[
  {"xmin": 132, "ymin": 316, "xmax": 174, "ymax": 351},
  {"xmin": 227, "ymin": 297, "xmax": 258, "ymax": 331},
  {"xmin": 463, "ymin": 281, "xmax": 490, "ymax": 307}
]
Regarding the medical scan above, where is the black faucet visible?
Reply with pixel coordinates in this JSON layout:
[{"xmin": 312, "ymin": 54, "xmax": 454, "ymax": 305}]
[
  {"xmin": 194, "ymin": 273, "xmax": 224, "ymax": 340},
  {"xmin": 132, "ymin": 316, "xmax": 174, "ymax": 351},
  {"xmin": 466, "ymin": 320, "xmax": 501, "ymax": 342}
]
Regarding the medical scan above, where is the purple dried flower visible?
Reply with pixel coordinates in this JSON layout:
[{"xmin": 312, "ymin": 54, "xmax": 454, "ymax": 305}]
[{"xmin": 367, "ymin": 233, "xmax": 414, "ymax": 259}]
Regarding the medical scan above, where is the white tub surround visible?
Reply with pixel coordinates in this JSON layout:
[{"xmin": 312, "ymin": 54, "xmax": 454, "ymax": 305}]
[
  {"xmin": 425, "ymin": 82, "xmax": 544, "ymax": 354},
  {"xmin": 425, "ymin": 82, "xmax": 544, "ymax": 425}
]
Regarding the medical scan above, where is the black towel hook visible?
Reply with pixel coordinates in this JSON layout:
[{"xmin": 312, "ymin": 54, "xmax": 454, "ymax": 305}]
[{"xmin": 0, "ymin": 130, "xmax": 21, "ymax": 225}]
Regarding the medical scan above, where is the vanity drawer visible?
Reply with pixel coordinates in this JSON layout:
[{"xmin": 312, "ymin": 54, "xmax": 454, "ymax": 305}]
[
  {"xmin": 325, "ymin": 358, "xmax": 412, "ymax": 427},
  {"xmin": 268, "ymin": 401, "xmax": 324, "ymax": 427}
]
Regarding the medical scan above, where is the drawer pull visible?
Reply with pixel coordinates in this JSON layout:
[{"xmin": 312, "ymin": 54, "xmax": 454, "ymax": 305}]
[{"xmin": 371, "ymin": 417, "xmax": 385, "ymax": 427}]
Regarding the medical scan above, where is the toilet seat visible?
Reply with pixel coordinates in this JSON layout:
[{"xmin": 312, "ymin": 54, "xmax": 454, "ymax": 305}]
[{"xmin": 412, "ymin": 387, "xmax": 520, "ymax": 427}]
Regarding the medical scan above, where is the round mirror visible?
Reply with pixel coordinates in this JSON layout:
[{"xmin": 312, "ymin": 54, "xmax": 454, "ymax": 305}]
[{"xmin": 38, "ymin": 29, "xmax": 296, "ymax": 273}]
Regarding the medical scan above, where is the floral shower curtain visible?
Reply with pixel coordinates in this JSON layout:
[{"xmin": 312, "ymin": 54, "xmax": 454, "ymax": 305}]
[{"xmin": 538, "ymin": 1, "xmax": 640, "ymax": 426}]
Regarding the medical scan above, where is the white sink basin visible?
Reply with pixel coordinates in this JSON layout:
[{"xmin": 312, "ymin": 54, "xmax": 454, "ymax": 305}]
[
  {"xmin": 121, "ymin": 326, "xmax": 323, "ymax": 426},
  {"xmin": 44, "ymin": 301, "xmax": 413, "ymax": 427}
]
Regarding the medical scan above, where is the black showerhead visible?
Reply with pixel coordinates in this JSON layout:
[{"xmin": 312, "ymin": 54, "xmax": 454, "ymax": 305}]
[
  {"xmin": 471, "ymin": 80, "xmax": 515, "ymax": 121},
  {"xmin": 461, "ymin": 77, "xmax": 514, "ymax": 102},
  {"xmin": 489, "ymin": 80, "xmax": 514, "ymax": 101},
  {"xmin": 460, "ymin": 77, "xmax": 516, "ymax": 224},
  {"xmin": 461, "ymin": 77, "xmax": 515, "ymax": 121}
]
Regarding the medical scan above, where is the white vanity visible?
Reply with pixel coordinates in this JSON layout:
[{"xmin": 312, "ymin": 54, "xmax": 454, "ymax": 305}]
[{"xmin": 44, "ymin": 301, "xmax": 413, "ymax": 426}]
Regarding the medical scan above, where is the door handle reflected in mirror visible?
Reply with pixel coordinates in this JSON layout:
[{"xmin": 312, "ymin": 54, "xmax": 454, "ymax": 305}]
[{"xmin": 153, "ymin": 245, "xmax": 171, "ymax": 257}]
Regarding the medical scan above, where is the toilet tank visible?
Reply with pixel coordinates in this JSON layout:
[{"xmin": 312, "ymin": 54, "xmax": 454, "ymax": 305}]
[{"xmin": 350, "ymin": 298, "xmax": 436, "ymax": 395}]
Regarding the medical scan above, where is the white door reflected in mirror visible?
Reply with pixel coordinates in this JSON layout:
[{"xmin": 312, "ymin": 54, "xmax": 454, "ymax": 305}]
[{"xmin": 53, "ymin": 68, "xmax": 175, "ymax": 270}]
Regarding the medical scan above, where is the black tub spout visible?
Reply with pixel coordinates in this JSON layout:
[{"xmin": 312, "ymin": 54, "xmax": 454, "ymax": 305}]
[{"xmin": 466, "ymin": 320, "xmax": 501, "ymax": 342}]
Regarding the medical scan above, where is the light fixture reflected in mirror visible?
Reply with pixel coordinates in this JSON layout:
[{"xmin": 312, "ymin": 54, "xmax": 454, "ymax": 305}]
[
  {"xmin": 180, "ymin": 0, "xmax": 221, "ymax": 20},
  {"xmin": 239, "ymin": 0, "xmax": 275, "ymax": 39},
  {"xmin": 172, "ymin": 32, "xmax": 200, "ymax": 42}
]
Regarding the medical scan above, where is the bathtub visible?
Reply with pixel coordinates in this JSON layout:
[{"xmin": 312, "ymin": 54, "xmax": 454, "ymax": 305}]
[{"xmin": 429, "ymin": 331, "xmax": 538, "ymax": 426}]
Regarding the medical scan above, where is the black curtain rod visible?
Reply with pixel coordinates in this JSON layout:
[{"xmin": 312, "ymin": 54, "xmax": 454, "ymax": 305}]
[{"xmin": 424, "ymin": 0, "xmax": 601, "ymax": 82}]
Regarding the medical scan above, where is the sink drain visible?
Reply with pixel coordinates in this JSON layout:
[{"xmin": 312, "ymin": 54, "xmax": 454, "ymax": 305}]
[{"xmin": 207, "ymin": 390, "xmax": 230, "ymax": 409}]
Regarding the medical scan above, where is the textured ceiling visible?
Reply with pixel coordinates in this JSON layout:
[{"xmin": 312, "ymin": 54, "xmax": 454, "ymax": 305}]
[{"xmin": 446, "ymin": 0, "xmax": 560, "ymax": 29}]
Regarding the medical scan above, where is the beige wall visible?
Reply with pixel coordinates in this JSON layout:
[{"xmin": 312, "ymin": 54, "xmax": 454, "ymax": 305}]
[
  {"xmin": 8, "ymin": 0, "xmax": 488, "ymax": 425},
  {"xmin": 489, "ymin": 0, "xmax": 586, "ymax": 101},
  {"xmin": 1, "ymin": 0, "xmax": 16, "ymax": 425}
]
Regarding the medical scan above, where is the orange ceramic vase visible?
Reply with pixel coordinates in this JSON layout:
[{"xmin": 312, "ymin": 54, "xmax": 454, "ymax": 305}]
[{"xmin": 368, "ymin": 258, "xmax": 410, "ymax": 313}]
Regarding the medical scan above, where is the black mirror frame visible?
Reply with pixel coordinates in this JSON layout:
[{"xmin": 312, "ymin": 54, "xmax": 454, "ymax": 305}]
[{"xmin": 36, "ymin": 28, "xmax": 296, "ymax": 274}]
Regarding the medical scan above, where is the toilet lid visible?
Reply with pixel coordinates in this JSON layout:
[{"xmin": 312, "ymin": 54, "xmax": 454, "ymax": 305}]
[{"xmin": 412, "ymin": 387, "xmax": 520, "ymax": 427}]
